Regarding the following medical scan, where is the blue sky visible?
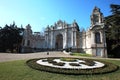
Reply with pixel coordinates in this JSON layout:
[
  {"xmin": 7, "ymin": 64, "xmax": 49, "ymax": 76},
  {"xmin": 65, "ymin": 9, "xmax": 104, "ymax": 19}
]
[{"xmin": 0, "ymin": 0, "xmax": 120, "ymax": 32}]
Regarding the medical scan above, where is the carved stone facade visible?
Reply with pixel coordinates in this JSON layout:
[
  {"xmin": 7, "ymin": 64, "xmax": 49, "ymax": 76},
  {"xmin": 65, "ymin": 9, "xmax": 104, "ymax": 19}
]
[
  {"xmin": 21, "ymin": 7, "xmax": 107, "ymax": 57},
  {"xmin": 44, "ymin": 20, "xmax": 80, "ymax": 50}
]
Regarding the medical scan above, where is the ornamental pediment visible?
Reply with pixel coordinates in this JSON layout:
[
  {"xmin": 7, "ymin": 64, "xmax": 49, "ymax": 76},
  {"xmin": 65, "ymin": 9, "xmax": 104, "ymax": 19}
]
[{"xmin": 90, "ymin": 25, "xmax": 103, "ymax": 31}]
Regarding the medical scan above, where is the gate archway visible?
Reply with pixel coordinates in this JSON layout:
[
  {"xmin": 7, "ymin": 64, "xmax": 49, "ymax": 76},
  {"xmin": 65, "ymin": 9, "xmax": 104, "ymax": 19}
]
[{"xmin": 55, "ymin": 34, "xmax": 63, "ymax": 50}]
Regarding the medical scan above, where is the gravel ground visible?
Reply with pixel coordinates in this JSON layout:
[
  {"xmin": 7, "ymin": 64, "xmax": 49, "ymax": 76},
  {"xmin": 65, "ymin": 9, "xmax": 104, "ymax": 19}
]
[
  {"xmin": 0, "ymin": 51, "xmax": 71, "ymax": 62},
  {"xmin": 0, "ymin": 51, "xmax": 119, "ymax": 62}
]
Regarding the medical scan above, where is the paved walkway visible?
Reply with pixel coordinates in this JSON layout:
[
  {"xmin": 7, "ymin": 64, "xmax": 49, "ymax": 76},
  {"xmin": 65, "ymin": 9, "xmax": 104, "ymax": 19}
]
[
  {"xmin": 0, "ymin": 51, "xmax": 119, "ymax": 62},
  {"xmin": 0, "ymin": 51, "xmax": 71, "ymax": 62}
]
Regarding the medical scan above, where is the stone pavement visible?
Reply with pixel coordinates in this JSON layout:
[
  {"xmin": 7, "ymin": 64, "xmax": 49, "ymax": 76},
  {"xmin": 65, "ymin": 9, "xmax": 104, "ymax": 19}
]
[{"xmin": 0, "ymin": 51, "xmax": 71, "ymax": 62}]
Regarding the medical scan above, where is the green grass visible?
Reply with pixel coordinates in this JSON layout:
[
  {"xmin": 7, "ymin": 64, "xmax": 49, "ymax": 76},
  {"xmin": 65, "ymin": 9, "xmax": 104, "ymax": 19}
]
[
  {"xmin": 27, "ymin": 57, "xmax": 118, "ymax": 75},
  {"xmin": 60, "ymin": 57, "xmax": 77, "ymax": 62},
  {"xmin": 0, "ymin": 59, "xmax": 120, "ymax": 80},
  {"xmin": 71, "ymin": 53, "xmax": 93, "ymax": 57}
]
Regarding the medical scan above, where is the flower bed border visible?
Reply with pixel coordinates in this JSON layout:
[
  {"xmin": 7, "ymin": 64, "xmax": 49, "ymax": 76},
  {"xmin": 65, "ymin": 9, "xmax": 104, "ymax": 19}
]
[{"xmin": 26, "ymin": 57, "xmax": 119, "ymax": 75}]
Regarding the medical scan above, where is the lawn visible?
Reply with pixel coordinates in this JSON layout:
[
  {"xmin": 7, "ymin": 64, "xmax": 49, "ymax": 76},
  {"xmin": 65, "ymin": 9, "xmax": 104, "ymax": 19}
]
[
  {"xmin": 0, "ymin": 59, "xmax": 120, "ymax": 80},
  {"xmin": 71, "ymin": 53, "xmax": 93, "ymax": 57}
]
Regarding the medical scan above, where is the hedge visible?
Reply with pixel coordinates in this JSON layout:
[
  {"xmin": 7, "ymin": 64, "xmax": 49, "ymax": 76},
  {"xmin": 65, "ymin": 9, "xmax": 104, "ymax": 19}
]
[{"xmin": 26, "ymin": 57, "xmax": 119, "ymax": 75}]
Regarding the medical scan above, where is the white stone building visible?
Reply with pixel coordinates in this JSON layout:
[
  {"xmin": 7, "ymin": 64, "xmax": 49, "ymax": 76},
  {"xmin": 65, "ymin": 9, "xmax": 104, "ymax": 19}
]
[{"xmin": 21, "ymin": 7, "xmax": 107, "ymax": 57}]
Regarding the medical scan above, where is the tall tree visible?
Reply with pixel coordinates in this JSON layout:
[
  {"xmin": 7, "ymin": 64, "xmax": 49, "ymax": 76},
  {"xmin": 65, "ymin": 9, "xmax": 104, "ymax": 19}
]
[
  {"xmin": 105, "ymin": 4, "xmax": 120, "ymax": 57},
  {"xmin": 0, "ymin": 22, "xmax": 24, "ymax": 52},
  {"xmin": 111, "ymin": 4, "xmax": 120, "ymax": 15}
]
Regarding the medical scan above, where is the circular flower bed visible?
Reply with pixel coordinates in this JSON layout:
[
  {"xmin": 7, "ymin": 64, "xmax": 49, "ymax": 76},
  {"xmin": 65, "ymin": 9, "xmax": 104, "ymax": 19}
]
[{"xmin": 26, "ymin": 57, "xmax": 119, "ymax": 75}]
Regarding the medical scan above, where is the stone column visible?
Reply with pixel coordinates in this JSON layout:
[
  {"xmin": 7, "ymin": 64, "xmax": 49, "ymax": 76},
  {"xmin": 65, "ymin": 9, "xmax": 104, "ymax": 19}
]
[
  {"xmin": 24, "ymin": 39, "xmax": 27, "ymax": 46},
  {"xmin": 63, "ymin": 32, "xmax": 65, "ymax": 49},
  {"xmin": 91, "ymin": 31, "xmax": 95, "ymax": 45},
  {"xmin": 72, "ymin": 31, "xmax": 75, "ymax": 48},
  {"xmin": 91, "ymin": 31, "xmax": 96, "ymax": 56},
  {"xmin": 100, "ymin": 31, "xmax": 103, "ymax": 43},
  {"xmin": 47, "ymin": 32, "xmax": 49, "ymax": 49},
  {"xmin": 51, "ymin": 31, "xmax": 53, "ymax": 49},
  {"xmin": 65, "ymin": 29, "xmax": 67, "ymax": 48},
  {"xmin": 74, "ymin": 31, "xmax": 77, "ymax": 48},
  {"xmin": 99, "ymin": 14, "xmax": 101, "ymax": 23},
  {"xmin": 45, "ymin": 34, "xmax": 47, "ymax": 48},
  {"xmin": 48, "ymin": 31, "xmax": 50, "ymax": 49},
  {"xmin": 71, "ymin": 28, "xmax": 74, "ymax": 47}
]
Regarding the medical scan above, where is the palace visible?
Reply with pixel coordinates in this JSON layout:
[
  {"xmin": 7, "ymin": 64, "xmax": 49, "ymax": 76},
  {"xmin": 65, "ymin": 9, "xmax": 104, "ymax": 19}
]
[{"xmin": 21, "ymin": 7, "xmax": 107, "ymax": 57}]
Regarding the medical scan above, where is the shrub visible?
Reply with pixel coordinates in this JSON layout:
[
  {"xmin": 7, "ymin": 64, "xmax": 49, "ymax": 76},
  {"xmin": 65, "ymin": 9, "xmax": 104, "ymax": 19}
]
[
  {"xmin": 80, "ymin": 59, "xmax": 95, "ymax": 66},
  {"xmin": 53, "ymin": 62, "xmax": 65, "ymax": 66},
  {"xmin": 42, "ymin": 58, "xmax": 65, "ymax": 66},
  {"xmin": 42, "ymin": 59, "xmax": 48, "ymax": 62},
  {"xmin": 69, "ymin": 63, "xmax": 80, "ymax": 66},
  {"xmin": 26, "ymin": 57, "xmax": 119, "ymax": 75},
  {"xmin": 64, "ymin": 47, "xmax": 72, "ymax": 52},
  {"xmin": 60, "ymin": 58, "xmax": 77, "ymax": 62}
]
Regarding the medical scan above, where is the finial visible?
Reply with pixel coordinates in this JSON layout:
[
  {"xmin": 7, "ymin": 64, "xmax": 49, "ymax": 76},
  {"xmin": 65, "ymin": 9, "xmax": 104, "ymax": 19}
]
[
  {"xmin": 21, "ymin": 24, "xmax": 23, "ymax": 28},
  {"xmin": 47, "ymin": 25, "xmax": 49, "ymax": 28},
  {"xmin": 93, "ymin": 6, "xmax": 100, "ymax": 12},
  {"xmin": 94, "ymin": 6, "xmax": 97, "ymax": 9},
  {"xmin": 13, "ymin": 21, "xmax": 15, "ymax": 25},
  {"xmin": 73, "ymin": 19, "xmax": 76, "ymax": 23}
]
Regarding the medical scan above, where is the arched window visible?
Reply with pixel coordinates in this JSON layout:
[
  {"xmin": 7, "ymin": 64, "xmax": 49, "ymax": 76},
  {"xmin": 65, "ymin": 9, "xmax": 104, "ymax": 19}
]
[{"xmin": 95, "ymin": 32, "xmax": 101, "ymax": 43}]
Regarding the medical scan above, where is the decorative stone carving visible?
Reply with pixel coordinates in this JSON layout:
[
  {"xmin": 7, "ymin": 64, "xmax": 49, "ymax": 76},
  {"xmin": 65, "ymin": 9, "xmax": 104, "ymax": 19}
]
[{"xmin": 21, "ymin": 7, "xmax": 107, "ymax": 57}]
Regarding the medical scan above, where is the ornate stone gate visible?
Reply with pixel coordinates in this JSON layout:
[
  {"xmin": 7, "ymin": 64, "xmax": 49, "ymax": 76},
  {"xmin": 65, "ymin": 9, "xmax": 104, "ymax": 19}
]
[{"xmin": 55, "ymin": 34, "xmax": 63, "ymax": 49}]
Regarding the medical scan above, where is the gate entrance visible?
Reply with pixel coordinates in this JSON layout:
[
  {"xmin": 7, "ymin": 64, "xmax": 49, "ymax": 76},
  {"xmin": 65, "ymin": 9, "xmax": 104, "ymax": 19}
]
[{"xmin": 55, "ymin": 34, "xmax": 63, "ymax": 50}]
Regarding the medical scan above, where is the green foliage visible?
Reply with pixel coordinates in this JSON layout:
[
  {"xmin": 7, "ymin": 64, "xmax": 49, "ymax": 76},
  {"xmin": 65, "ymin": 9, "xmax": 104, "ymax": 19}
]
[
  {"xmin": 53, "ymin": 62, "xmax": 65, "ymax": 66},
  {"xmin": 110, "ymin": 4, "xmax": 120, "ymax": 15},
  {"xmin": 105, "ymin": 4, "xmax": 120, "ymax": 43},
  {"xmin": 46, "ymin": 58, "xmax": 65, "ymax": 66},
  {"xmin": 26, "ymin": 57, "xmax": 119, "ymax": 75},
  {"xmin": 71, "ymin": 53, "xmax": 92, "ymax": 57},
  {"xmin": 0, "ymin": 60, "xmax": 120, "ymax": 80},
  {"xmin": 105, "ymin": 4, "xmax": 120, "ymax": 57},
  {"xmin": 60, "ymin": 58, "xmax": 77, "ymax": 62},
  {"xmin": 0, "ymin": 22, "xmax": 24, "ymax": 52},
  {"xmin": 69, "ymin": 63, "xmax": 80, "ymax": 66},
  {"xmin": 105, "ymin": 15, "xmax": 120, "ymax": 41},
  {"xmin": 80, "ymin": 59, "xmax": 95, "ymax": 66}
]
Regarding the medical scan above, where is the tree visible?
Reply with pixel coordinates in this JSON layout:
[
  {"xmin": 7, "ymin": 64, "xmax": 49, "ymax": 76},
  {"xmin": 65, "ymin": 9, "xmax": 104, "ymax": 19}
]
[
  {"xmin": 0, "ymin": 22, "xmax": 24, "ymax": 52},
  {"xmin": 111, "ymin": 4, "xmax": 120, "ymax": 15},
  {"xmin": 105, "ymin": 4, "xmax": 120, "ymax": 57}
]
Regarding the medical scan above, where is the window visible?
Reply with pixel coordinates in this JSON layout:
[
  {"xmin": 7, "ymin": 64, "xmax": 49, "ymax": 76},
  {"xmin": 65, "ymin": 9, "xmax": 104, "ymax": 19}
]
[
  {"xmin": 95, "ymin": 32, "xmax": 101, "ymax": 43},
  {"xmin": 93, "ymin": 14, "xmax": 99, "ymax": 24},
  {"xmin": 27, "ymin": 40, "xmax": 30, "ymax": 46},
  {"xmin": 23, "ymin": 39, "xmax": 25, "ymax": 45}
]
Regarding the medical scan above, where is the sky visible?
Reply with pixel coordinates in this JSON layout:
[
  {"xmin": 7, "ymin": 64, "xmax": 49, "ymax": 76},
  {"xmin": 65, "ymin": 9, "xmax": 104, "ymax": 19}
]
[{"xmin": 0, "ymin": 0, "xmax": 120, "ymax": 32}]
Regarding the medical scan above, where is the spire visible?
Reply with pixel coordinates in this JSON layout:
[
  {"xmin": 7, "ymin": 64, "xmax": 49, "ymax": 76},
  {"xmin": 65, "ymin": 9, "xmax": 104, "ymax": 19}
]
[
  {"xmin": 73, "ymin": 19, "xmax": 77, "ymax": 27},
  {"xmin": 93, "ymin": 6, "xmax": 100, "ymax": 13},
  {"xmin": 26, "ymin": 24, "xmax": 31, "ymax": 29},
  {"xmin": 72, "ymin": 19, "xmax": 80, "ymax": 31},
  {"xmin": 74, "ymin": 19, "xmax": 76, "ymax": 22},
  {"xmin": 21, "ymin": 24, "xmax": 23, "ymax": 28},
  {"xmin": 90, "ymin": 6, "xmax": 104, "ymax": 29},
  {"xmin": 13, "ymin": 21, "xmax": 15, "ymax": 25}
]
